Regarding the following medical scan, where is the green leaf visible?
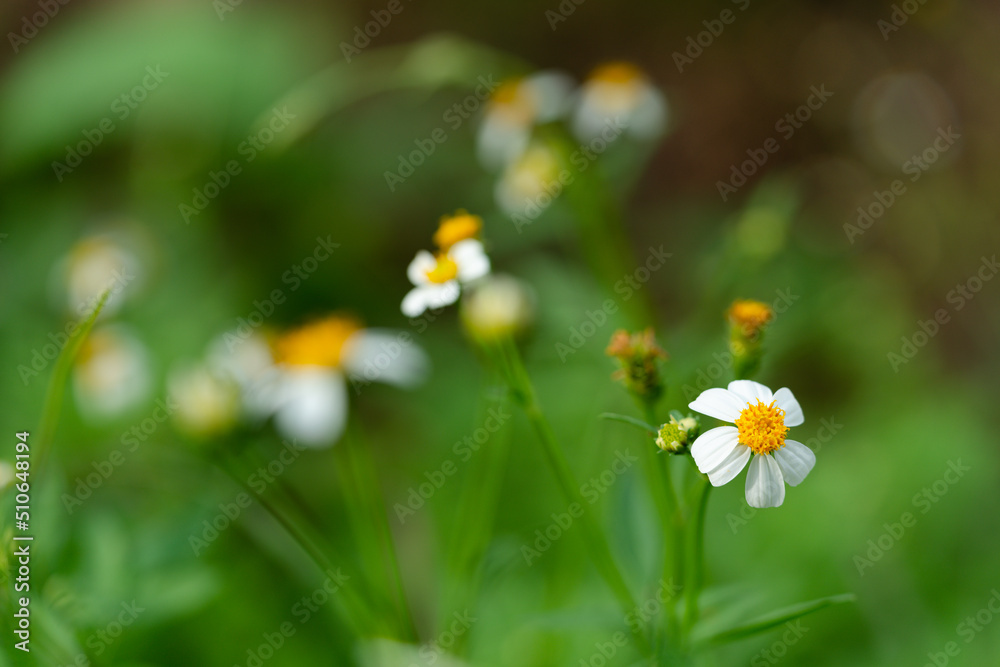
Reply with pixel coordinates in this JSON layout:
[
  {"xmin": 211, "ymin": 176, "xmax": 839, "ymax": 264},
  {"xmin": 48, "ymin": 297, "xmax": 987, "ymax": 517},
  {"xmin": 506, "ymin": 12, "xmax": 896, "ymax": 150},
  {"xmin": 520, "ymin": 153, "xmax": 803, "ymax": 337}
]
[
  {"xmin": 598, "ymin": 412, "xmax": 659, "ymax": 435},
  {"xmin": 695, "ymin": 593, "xmax": 856, "ymax": 647},
  {"xmin": 34, "ymin": 289, "xmax": 111, "ymax": 475}
]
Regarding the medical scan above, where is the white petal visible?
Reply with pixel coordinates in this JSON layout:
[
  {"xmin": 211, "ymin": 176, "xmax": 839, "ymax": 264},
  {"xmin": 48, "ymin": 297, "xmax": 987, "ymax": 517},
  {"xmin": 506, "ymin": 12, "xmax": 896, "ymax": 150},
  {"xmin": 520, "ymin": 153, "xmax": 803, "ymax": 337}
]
[
  {"xmin": 402, "ymin": 283, "xmax": 460, "ymax": 317},
  {"xmin": 745, "ymin": 454, "xmax": 785, "ymax": 508},
  {"xmin": 773, "ymin": 387, "xmax": 804, "ymax": 427},
  {"xmin": 571, "ymin": 95, "xmax": 613, "ymax": 143},
  {"xmin": 476, "ymin": 114, "xmax": 529, "ymax": 170},
  {"xmin": 688, "ymin": 388, "xmax": 746, "ymax": 422},
  {"xmin": 451, "ymin": 240, "xmax": 490, "ymax": 282},
  {"xmin": 774, "ymin": 440, "xmax": 815, "ymax": 486},
  {"xmin": 401, "ymin": 287, "xmax": 429, "ymax": 317},
  {"xmin": 406, "ymin": 250, "xmax": 436, "ymax": 287},
  {"xmin": 342, "ymin": 329, "xmax": 429, "ymax": 388},
  {"xmin": 627, "ymin": 86, "xmax": 668, "ymax": 139},
  {"xmin": 523, "ymin": 70, "xmax": 574, "ymax": 122},
  {"xmin": 272, "ymin": 368, "xmax": 347, "ymax": 448},
  {"xmin": 706, "ymin": 444, "xmax": 751, "ymax": 487},
  {"xmin": 690, "ymin": 426, "xmax": 741, "ymax": 473},
  {"xmin": 727, "ymin": 380, "xmax": 774, "ymax": 405}
]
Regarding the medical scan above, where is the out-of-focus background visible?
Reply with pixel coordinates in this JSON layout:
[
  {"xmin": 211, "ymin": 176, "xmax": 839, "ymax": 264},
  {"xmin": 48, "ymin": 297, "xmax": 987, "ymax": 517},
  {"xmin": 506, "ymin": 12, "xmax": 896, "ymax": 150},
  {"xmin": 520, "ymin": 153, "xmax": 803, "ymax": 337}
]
[{"xmin": 1, "ymin": 0, "xmax": 999, "ymax": 665}]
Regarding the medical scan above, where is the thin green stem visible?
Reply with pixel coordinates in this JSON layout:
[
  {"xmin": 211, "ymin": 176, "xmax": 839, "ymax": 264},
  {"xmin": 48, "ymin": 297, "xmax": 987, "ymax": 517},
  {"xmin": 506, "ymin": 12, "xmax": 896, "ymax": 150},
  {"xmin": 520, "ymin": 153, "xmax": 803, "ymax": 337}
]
[
  {"xmin": 683, "ymin": 478, "xmax": 712, "ymax": 644},
  {"xmin": 496, "ymin": 337, "xmax": 652, "ymax": 657},
  {"xmin": 343, "ymin": 426, "xmax": 419, "ymax": 643}
]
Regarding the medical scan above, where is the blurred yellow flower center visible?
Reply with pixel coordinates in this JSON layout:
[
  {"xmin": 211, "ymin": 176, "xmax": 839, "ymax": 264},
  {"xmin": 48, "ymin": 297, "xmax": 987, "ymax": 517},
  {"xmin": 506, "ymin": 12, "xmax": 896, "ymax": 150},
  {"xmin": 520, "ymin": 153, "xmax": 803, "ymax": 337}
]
[
  {"xmin": 433, "ymin": 213, "xmax": 481, "ymax": 249},
  {"xmin": 728, "ymin": 300, "xmax": 774, "ymax": 334},
  {"xmin": 275, "ymin": 316, "xmax": 361, "ymax": 367},
  {"xmin": 425, "ymin": 254, "xmax": 458, "ymax": 284},
  {"xmin": 591, "ymin": 62, "xmax": 643, "ymax": 85},
  {"xmin": 735, "ymin": 400, "xmax": 788, "ymax": 455},
  {"xmin": 491, "ymin": 78, "xmax": 535, "ymax": 123}
]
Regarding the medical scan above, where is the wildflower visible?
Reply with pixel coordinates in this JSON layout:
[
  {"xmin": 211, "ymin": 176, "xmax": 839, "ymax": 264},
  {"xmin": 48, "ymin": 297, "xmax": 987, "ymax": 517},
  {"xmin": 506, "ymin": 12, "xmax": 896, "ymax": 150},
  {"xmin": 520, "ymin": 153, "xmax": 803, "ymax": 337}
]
[
  {"xmin": 168, "ymin": 364, "xmax": 241, "ymax": 439},
  {"xmin": 477, "ymin": 71, "xmax": 573, "ymax": 169},
  {"xmin": 72, "ymin": 325, "xmax": 152, "ymax": 420},
  {"xmin": 572, "ymin": 62, "xmax": 668, "ymax": 142},
  {"xmin": 402, "ymin": 224, "xmax": 491, "ymax": 318},
  {"xmin": 494, "ymin": 141, "xmax": 562, "ymax": 216},
  {"xmin": 58, "ymin": 234, "xmax": 141, "ymax": 318},
  {"xmin": 246, "ymin": 315, "xmax": 427, "ymax": 447},
  {"xmin": 655, "ymin": 415, "xmax": 699, "ymax": 454},
  {"xmin": 688, "ymin": 380, "xmax": 814, "ymax": 508},
  {"xmin": 727, "ymin": 299, "xmax": 774, "ymax": 379},
  {"xmin": 433, "ymin": 211, "xmax": 482, "ymax": 250},
  {"xmin": 461, "ymin": 274, "xmax": 535, "ymax": 341},
  {"xmin": 606, "ymin": 328, "xmax": 667, "ymax": 404}
]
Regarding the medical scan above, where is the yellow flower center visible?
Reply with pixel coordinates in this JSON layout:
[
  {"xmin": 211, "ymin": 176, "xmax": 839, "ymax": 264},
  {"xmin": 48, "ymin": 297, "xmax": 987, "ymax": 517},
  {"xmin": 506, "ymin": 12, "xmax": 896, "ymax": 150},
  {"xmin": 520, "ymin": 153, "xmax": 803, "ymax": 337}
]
[
  {"xmin": 590, "ymin": 61, "xmax": 643, "ymax": 85},
  {"xmin": 274, "ymin": 316, "xmax": 361, "ymax": 367},
  {"xmin": 433, "ymin": 212, "xmax": 482, "ymax": 250},
  {"xmin": 735, "ymin": 400, "xmax": 788, "ymax": 455},
  {"xmin": 727, "ymin": 300, "xmax": 774, "ymax": 335},
  {"xmin": 424, "ymin": 254, "xmax": 459, "ymax": 284},
  {"xmin": 490, "ymin": 78, "xmax": 535, "ymax": 124}
]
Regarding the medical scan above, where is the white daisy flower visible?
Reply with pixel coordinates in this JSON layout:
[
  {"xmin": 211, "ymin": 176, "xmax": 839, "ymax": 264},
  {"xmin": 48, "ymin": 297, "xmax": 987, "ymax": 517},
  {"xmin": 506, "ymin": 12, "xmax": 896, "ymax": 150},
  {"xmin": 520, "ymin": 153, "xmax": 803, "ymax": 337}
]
[
  {"xmin": 167, "ymin": 364, "xmax": 241, "ymax": 439},
  {"xmin": 688, "ymin": 380, "xmax": 814, "ymax": 508},
  {"xmin": 55, "ymin": 234, "xmax": 142, "ymax": 319},
  {"xmin": 572, "ymin": 62, "xmax": 668, "ymax": 143},
  {"xmin": 401, "ymin": 239, "xmax": 491, "ymax": 318},
  {"xmin": 494, "ymin": 141, "xmax": 562, "ymax": 216},
  {"xmin": 245, "ymin": 316, "xmax": 428, "ymax": 448},
  {"xmin": 477, "ymin": 71, "xmax": 574, "ymax": 170},
  {"xmin": 73, "ymin": 325, "xmax": 152, "ymax": 421}
]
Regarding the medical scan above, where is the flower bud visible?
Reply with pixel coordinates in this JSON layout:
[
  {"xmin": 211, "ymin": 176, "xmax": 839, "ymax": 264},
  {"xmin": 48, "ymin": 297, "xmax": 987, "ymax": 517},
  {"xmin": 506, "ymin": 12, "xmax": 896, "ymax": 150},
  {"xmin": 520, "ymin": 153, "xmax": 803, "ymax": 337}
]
[
  {"xmin": 606, "ymin": 328, "xmax": 667, "ymax": 404},
  {"xmin": 726, "ymin": 299, "xmax": 774, "ymax": 380},
  {"xmin": 655, "ymin": 414, "xmax": 699, "ymax": 454}
]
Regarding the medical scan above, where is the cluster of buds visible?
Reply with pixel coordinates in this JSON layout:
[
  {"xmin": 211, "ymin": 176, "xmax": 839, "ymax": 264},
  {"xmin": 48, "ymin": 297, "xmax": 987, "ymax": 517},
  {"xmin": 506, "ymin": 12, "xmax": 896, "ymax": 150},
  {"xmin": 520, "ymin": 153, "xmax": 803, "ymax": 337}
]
[
  {"xmin": 727, "ymin": 299, "xmax": 774, "ymax": 380},
  {"xmin": 605, "ymin": 328, "xmax": 667, "ymax": 405},
  {"xmin": 655, "ymin": 413, "xmax": 699, "ymax": 454}
]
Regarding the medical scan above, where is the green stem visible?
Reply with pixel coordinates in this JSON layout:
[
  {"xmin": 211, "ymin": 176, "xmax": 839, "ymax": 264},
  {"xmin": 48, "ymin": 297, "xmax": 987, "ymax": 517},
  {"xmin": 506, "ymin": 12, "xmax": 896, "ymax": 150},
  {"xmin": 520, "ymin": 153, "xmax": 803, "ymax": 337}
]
[
  {"xmin": 496, "ymin": 337, "xmax": 651, "ymax": 657},
  {"xmin": 343, "ymin": 426, "xmax": 419, "ymax": 643},
  {"xmin": 216, "ymin": 455, "xmax": 379, "ymax": 637},
  {"xmin": 642, "ymin": 405, "xmax": 683, "ymax": 647},
  {"xmin": 683, "ymin": 478, "xmax": 712, "ymax": 644}
]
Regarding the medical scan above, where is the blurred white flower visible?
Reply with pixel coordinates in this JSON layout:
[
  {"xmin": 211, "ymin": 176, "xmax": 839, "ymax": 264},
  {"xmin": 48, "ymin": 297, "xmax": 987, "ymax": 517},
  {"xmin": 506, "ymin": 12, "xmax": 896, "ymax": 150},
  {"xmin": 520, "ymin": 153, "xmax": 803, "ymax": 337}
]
[
  {"xmin": 73, "ymin": 325, "xmax": 152, "ymax": 421},
  {"xmin": 168, "ymin": 364, "xmax": 241, "ymax": 439},
  {"xmin": 572, "ymin": 62, "xmax": 668, "ymax": 143},
  {"xmin": 688, "ymin": 380, "xmax": 814, "ymax": 509},
  {"xmin": 0, "ymin": 461, "xmax": 14, "ymax": 492},
  {"xmin": 402, "ymin": 240, "xmax": 490, "ymax": 318},
  {"xmin": 249, "ymin": 316, "xmax": 428, "ymax": 447},
  {"xmin": 477, "ymin": 71, "xmax": 573, "ymax": 170},
  {"xmin": 494, "ymin": 141, "xmax": 562, "ymax": 216},
  {"xmin": 461, "ymin": 274, "xmax": 535, "ymax": 341},
  {"xmin": 57, "ymin": 234, "xmax": 141, "ymax": 318}
]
